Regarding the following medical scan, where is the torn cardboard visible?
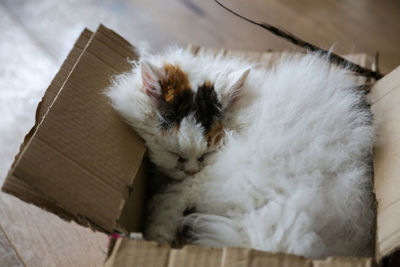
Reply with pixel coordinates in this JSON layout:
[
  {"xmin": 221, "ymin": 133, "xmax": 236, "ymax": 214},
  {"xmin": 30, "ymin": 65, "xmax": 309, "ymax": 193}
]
[{"xmin": 2, "ymin": 24, "xmax": 399, "ymax": 266}]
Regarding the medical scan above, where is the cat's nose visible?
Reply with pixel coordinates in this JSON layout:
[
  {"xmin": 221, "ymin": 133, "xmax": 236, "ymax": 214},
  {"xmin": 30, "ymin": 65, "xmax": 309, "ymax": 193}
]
[{"xmin": 184, "ymin": 170, "xmax": 198, "ymax": 176}]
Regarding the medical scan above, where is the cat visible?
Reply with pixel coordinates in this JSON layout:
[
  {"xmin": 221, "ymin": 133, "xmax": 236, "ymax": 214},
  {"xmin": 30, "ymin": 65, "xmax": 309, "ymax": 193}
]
[{"xmin": 105, "ymin": 47, "xmax": 375, "ymax": 259}]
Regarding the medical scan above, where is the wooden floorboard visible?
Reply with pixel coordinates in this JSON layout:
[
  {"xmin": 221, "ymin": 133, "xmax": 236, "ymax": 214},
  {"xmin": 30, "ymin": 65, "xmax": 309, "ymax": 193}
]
[
  {"xmin": 0, "ymin": 225, "xmax": 24, "ymax": 267},
  {"xmin": 0, "ymin": 195, "xmax": 108, "ymax": 267},
  {"xmin": 132, "ymin": 0, "xmax": 400, "ymax": 74},
  {"xmin": 1, "ymin": 0, "xmax": 174, "ymax": 64},
  {"xmin": 3, "ymin": 0, "xmax": 399, "ymax": 72}
]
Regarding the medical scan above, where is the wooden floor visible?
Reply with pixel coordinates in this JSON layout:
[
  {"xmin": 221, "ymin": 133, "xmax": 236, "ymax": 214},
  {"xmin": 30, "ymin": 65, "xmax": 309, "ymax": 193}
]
[{"xmin": 0, "ymin": 0, "xmax": 399, "ymax": 266}]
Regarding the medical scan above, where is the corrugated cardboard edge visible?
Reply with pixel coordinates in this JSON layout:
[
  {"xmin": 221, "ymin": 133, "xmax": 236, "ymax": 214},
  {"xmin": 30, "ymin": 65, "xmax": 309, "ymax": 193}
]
[
  {"xmin": 104, "ymin": 239, "xmax": 374, "ymax": 267},
  {"xmin": 1, "ymin": 28, "xmax": 95, "ymax": 226},
  {"xmin": 2, "ymin": 24, "xmax": 146, "ymax": 233},
  {"xmin": 370, "ymin": 66, "xmax": 400, "ymax": 262}
]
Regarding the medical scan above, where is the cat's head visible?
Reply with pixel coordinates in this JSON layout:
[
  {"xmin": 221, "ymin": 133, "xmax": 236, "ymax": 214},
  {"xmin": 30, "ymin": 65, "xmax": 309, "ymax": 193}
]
[{"xmin": 135, "ymin": 60, "xmax": 249, "ymax": 180}]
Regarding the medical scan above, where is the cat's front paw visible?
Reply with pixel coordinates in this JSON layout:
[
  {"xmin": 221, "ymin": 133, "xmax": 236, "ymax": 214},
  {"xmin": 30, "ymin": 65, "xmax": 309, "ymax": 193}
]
[
  {"xmin": 177, "ymin": 220, "xmax": 196, "ymax": 242},
  {"xmin": 145, "ymin": 226, "xmax": 175, "ymax": 244}
]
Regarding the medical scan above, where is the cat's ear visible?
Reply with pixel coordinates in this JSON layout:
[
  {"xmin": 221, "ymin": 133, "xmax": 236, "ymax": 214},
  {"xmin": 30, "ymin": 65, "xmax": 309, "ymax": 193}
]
[
  {"xmin": 140, "ymin": 61, "xmax": 164, "ymax": 100},
  {"xmin": 220, "ymin": 68, "xmax": 250, "ymax": 109}
]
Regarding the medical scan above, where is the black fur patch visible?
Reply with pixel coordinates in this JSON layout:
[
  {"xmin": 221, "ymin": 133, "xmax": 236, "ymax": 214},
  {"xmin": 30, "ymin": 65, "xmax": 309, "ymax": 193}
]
[
  {"xmin": 194, "ymin": 82, "xmax": 222, "ymax": 133},
  {"xmin": 183, "ymin": 206, "xmax": 196, "ymax": 216},
  {"xmin": 158, "ymin": 89, "xmax": 194, "ymax": 129},
  {"xmin": 158, "ymin": 81, "xmax": 222, "ymax": 133}
]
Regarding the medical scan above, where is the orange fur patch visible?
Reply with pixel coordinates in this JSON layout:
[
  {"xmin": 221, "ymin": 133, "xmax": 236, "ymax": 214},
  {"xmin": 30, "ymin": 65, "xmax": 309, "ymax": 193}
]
[
  {"xmin": 161, "ymin": 64, "xmax": 191, "ymax": 103},
  {"xmin": 204, "ymin": 80, "xmax": 212, "ymax": 87},
  {"xmin": 206, "ymin": 121, "xmax": 225, "ymax": 147}
]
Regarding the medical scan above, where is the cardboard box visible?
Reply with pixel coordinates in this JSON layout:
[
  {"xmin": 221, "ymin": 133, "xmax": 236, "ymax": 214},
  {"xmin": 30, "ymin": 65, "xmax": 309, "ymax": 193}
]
[{"xmin": 2, "ymin": 25, "xmax": 400, "ymax": 266}]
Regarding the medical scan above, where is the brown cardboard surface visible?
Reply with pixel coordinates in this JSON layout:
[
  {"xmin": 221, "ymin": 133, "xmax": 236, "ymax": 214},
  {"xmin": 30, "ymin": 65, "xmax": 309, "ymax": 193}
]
[
  {"xmin": 312, "ymin": 258, "xmax": 374, "ymax": 267},
  {"xmin": 188, "ymin": 45, "xmax": 373, "ymax": 79},
  {"xmin": 2, "ymin": 28, "xmax": 94, "ymax": 222},
  {"xmin": 104, "ymin": 239, "xmax": 170, "ymax": 267},
  {"xmin": 116, "ymin": 159, "xmax": 148, "ymax": 233},
  {"xmin": 220, "ymin": 247, "xmax": 310, "ymax": 267},
  {"xmin": 370, "ymin": 67, "xmax": 400, "ymax": 261},
  {"xmin": 2, "ymin": 25, "xmax": 146, "ymax": 233},
  {"xmin": 104, "ymin": 239, "xmax": 373, "ymax": 267},
  {"xmin": 36, "ymin": 29, "xmax": 94, "ymax": 122}
]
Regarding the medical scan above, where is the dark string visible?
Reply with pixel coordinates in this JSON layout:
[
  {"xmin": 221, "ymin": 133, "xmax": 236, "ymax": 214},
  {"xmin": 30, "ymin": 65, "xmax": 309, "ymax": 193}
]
[{"xmin": 214, "ymin": 0, "xmax": 383, "ymax": 79}]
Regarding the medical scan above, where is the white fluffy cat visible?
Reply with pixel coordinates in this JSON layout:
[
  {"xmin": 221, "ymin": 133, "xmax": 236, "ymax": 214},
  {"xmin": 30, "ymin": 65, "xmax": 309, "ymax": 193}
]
[{"xmin": 105, "ymin": 47, "xmax": 375, "ymax": 259}]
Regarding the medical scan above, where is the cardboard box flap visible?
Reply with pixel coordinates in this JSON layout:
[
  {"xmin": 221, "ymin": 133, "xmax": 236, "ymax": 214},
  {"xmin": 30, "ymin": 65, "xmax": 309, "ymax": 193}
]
[
  {"xmin": 104, "ymin": 239, "xmax": 373, "ymax": 267},
  {"xmin": 188, "ymin": 45, "xmax": 374, "ymax": 86},
  {"xmin": 2, "ymin": 28, "xmax": 94, "ymax": 224},
  {"xmin": 35, "ymin": 29, "xmax": 95, "ymax": 123},
  {"xmin": 2, "ymin": 25, "xmax": 146, "ymax": 233},
  {"xmin": 370, "ymin": 67, "xmax": 400, "ymax": 261}
]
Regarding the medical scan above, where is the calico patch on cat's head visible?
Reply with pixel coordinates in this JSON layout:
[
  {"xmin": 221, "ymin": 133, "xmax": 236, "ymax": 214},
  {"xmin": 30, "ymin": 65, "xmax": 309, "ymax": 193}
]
[{"xmin": 140, "ymin": 61, "xmax": 249, "ymax": 179}]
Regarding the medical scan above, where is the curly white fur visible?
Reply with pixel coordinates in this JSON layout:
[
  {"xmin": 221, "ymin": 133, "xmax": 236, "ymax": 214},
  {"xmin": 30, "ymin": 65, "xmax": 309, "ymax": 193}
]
[{"xmin": 106, "ymin": 47, "xmax": 375, "ymax": 259}]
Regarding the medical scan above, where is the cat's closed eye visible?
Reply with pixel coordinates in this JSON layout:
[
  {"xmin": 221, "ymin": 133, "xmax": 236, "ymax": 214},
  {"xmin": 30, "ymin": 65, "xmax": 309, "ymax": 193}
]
[
  {"xmin": 198, "ymin": 151, "xmax": 214, "ymax": 162},
  {"xmin": 167, "ymin": 151, "xmax": 187, "ymax": 163},
  {"xmin": 168, "ymin": 150, "xmax": 214, "ymax": 164}
]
